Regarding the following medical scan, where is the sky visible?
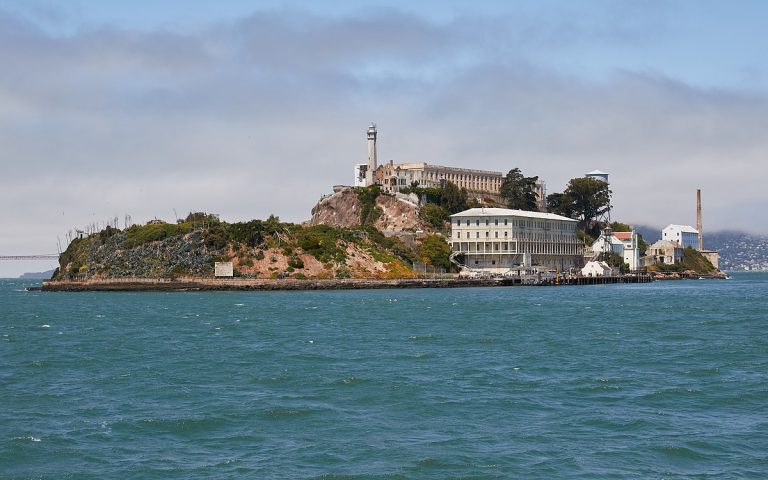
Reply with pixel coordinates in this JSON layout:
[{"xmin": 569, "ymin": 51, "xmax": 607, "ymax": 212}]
[{"xmin": 2, "ymin": 0, "xmax": 767, "ymax": 276}]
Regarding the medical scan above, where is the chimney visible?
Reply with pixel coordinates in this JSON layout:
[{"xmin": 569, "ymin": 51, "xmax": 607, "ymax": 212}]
[{"xmin": 696, "ymin": 189, "xmax": 703, "ymax": 250}]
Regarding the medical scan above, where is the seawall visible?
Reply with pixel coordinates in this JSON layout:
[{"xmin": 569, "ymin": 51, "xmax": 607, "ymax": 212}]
[{"xmin": 39, "ymin": 275, "xmax": 653, "ymax": 292}]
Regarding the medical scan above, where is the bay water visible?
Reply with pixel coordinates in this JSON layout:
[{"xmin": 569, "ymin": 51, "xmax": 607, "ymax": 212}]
[{"xmin": 1, "ymin": 274, "xmax": 767, "ymax": 478}]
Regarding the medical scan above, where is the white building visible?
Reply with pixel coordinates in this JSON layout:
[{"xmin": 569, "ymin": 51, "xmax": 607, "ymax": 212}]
[
  {"xmin": 450, "ymin": 208, "xmax": 583, "ymax": 273},
  {"xmin": 590, "ymin": 230, "xmax": 641, "ymax": 271},
  {"xmin": 662, "ymin": 224, "xmax": 699, "ymax": 249},
  {"xmin": 581, "ymin": 261, "xmax": 612, "ymax": 277}
]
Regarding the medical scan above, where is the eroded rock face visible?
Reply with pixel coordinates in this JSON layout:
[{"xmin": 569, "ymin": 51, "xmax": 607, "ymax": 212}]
[
  {"xmin": 308, "ymin": 188, "xmax": 428, "ymax": 233},
  {"xmin": 373, "ymin": 195, "xmax": 426, "ymax": 233},
  {"xmin": 308, "ymin": 187, "xmax": 361, "ymax": 228}
]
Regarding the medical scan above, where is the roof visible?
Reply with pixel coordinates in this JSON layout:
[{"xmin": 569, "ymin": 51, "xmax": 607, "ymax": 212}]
[
  {"xmin": 612, "ymin": 232, "xmax": 633, "ymax": 240},
  {"xmin": 649, "ymin": 240, "xmax": 683, "ymax": 248},
  {"xmin": 450, "ymin": 208, "xmax": 577, "ymax": 222},
  {"xmin": 586, "ymin": 169, "xmax": 608, "ymax": 175},
  {"xmin": 663, "ymin": 224, "xmax": 698, "ymax": 233}
]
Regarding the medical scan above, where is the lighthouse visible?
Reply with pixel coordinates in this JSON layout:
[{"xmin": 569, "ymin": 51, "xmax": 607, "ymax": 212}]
[{"xmin": 365, "ymin": 123, "xmax": 377, "ymax": 186}]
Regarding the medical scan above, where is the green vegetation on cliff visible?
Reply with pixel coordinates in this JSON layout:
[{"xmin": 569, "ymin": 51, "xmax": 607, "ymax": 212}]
[
  {"xmin": 53, "ymin": 211, "xmax": 449, "ymax": 281},
  {"xmin": 648, "ymin": 247, "xmax": 717, "ymax": 275}
]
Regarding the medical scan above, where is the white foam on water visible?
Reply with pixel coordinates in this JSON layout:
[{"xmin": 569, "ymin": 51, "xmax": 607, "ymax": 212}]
[
  {"xmin": 41, "ymin": 324, "xmax": 50, "ymax": 328},
  {"xmin": 234, "ymin": 303, "xmax": 245, "ymax": 307}
]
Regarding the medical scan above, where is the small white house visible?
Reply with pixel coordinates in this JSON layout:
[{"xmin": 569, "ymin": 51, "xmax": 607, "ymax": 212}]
[
  {"xmin": 662, "ymin": 224, "xmax": 698, "ymax": 250},
  {"xmin": 591, "ymin": 230, "xmax": 641, "ymax": 271},
  {"xmin": 581, "ymin": 261, "xmax": 612, "ymax": 277}
]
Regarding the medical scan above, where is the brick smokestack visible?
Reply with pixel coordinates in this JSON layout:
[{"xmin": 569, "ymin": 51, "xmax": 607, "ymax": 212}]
[{"xmin": 696, "ymin": 189, "xmax": 703, "ymax": 250}]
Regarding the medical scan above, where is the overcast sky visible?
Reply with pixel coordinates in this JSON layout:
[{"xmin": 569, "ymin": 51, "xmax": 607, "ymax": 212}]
[{"xmin": 2, "ymin": 0, "xmax": 767, "ymax": 276}]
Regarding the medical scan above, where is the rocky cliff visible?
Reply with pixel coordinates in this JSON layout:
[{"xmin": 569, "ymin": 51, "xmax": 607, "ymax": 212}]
[
  {"xmin": 52, "ymin": 215, "xmax": 423, "ymax": 281},
  {"xmin": 308, "ymin": 187, "xmax": 429, "ymax": 233}
]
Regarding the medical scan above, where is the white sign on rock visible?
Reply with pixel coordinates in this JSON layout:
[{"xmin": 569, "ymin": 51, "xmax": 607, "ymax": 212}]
[{"xmin": 214, "ymin": 262, "xmax": 234, "ymax": 277}]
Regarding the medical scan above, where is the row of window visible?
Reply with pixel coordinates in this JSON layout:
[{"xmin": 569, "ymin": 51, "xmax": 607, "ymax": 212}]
[
  {"xmin": 453, "ymin": 242, "xmax": 581, "ymax": 255},
  {"xmin": 456, "ymin": 218, "xmax": 575, "ymax": 231},
  {"xmin": 456, "ymin": 231, "xmax": 575, "ymax": 241}
]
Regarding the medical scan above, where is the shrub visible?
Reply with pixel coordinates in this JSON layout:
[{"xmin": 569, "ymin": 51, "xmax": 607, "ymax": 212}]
[
  {"xmin": 355, "ymin": 185, "xmax": 382, "ymax": 225},
  {"xmin": 227, "ymin": 220, "xmax": 264, "ymax": 247},
  {"xmin": 240, "ymin": 258, "xmax": 254, "ymax": 267},
  {"xmin": 335, "ymin": 268, "xmax": 351, "ymax": 279},
  {"xmin": 98, "ymin": 225, "xmax": 120, "ymax": 242},
  {"xmin": 419, "ymin": 234, "xmax": 452, "ymax": 269},
  {"xmin": 204, "ymin": 224, "xmax": 228, "ymax": 250},
  {"xmin": 419, "ymin": 203, "xmax": 448, "ymax": 229},
  {"xmin": 297, "ymin": 225, "xmax": 346, "ymax": 263},
  {"xmin": 123, "ymin": 223, "xmax": 186, "ymax": 249},
  {"xmin": 288, "ymin": 256, "xmax": 304, "ymax": 269},
  {"xmin": 254, "ymin": 250, "xmax": 265, "ymax": 260}
]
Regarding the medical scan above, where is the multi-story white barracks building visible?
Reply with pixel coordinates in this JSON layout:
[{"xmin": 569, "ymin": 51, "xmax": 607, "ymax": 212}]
[{"xmin": 450, "ymin": 208, "xmax": 583, "ymax": 273}]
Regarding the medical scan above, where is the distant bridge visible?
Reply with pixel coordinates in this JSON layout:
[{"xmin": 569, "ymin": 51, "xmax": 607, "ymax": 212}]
[{"xmin": 0, "ymin": 254, "xmax": 59, "ymax": 261}]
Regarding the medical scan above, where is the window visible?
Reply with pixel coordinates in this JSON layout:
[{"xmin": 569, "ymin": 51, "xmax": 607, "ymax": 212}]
[
  {"xmin": 504, "ymin": 231, "xmax": 508, "ymax": 237},
  {"xmin": 485, "ymin": 232, "xmax": 489, "ymax": 238},
  {"xmin": 466, "ymin": 220, "xmax": 470, "ymax": 226},
  {"xmin": 494, "ymin": 219, "xmax": 498, "ymax": 226},
  {"xmin": 457, "ymin": 219, "xmax": 461, "ymax": 226},
  {"xmin": 457, "ymin": 231, "xmax": 461, "ymax": 238},
  {"xmin": 476, "ymin": 232, "xmax": 480, "ymax": 238},
  {"xmin": 495, "ymin": 231, "xmax": 498, "ymax": 238},
  {"xmin": 504, "ymin": 219, "xmax": 508, "ymax": 226},
  {"xmin": 485, "ymin": 219, "xmax": 489, "ymax": 225},
  {"xmin": 476, "ymin": 220, "xmax": 480, "ymax": 226}
]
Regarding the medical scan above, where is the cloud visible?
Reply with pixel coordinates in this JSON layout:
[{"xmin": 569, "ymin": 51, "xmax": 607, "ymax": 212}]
[{"xmin": 1, "ymin": 4, "xmax": 767, "ymax": 276}]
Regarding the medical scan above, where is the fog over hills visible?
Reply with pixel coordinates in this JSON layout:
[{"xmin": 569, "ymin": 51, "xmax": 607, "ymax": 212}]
[{"xmin": 631, "ymin": 225, "xmax": 768, "ymax": 271}]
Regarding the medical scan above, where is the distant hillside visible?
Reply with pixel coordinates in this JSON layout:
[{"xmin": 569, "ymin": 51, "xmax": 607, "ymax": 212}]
[
  {"xmin": 631, "ymin": 225, "xmax": 768, "ymax": 271},
  {"xmin": 632, "ymin": 225, "xmax": 661, "ymax": 243},
  {"xmin": 702, "ymin": 231, "xmax": 768, "ymax": 271},
  {"xmin": 19, "ymin": 269, "xmax": 55, "ymax": 279}
]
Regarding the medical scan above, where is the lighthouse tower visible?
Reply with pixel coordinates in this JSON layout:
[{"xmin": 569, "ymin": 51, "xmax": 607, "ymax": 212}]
[{"xmin": 365, "ymin": 123, "xmax": 377, "ymax": 186}]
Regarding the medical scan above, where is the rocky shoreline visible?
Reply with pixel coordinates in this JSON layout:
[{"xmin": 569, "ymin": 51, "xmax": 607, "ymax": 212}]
[
  {"xmin": 36, "ymin": 274, "xmax": 659, "ymax": 292},
  {"xmin": 39, "ymin": 277, "xmax": 497, "ymax": 292}
]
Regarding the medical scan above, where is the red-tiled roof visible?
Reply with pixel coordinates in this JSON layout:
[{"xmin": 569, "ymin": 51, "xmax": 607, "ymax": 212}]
[{"xmin": 613, "ymin": 232, "xmax": 632, "ymax": 240}]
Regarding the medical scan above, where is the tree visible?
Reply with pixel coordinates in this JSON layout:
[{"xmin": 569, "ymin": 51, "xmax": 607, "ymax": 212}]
[
  {"xmin": 419, "ymin": 234, "xmax": 452, "ymax": 269},
  {"xmin": 598, "ymin": 251, "xmax": 629, "ymax": 273},
  {"xmin": 546, "ymin": 192, "xmax": 575, "ymax": 218},
  {"xmin": 440, "ymin": 181, "xmax": 468, "ymax": 214},
  {"xmin": 420, "ymin": 203, "xmax": 448, "ymax": 229},
  {"xmin": 563, "ymin": 177, "xmax": 611, "ymax": 232},
  {"xmin": 500, "ymin": 168, "xmax": 539, "ymax": 211},
  {"xmin": 609, "ymin": 221, "xmax": 632, "ymax": 232}
]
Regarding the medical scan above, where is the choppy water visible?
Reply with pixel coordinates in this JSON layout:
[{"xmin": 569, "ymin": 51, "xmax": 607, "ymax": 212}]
[{"xmin": 2, "ymin": 274, "xmax": 767, "ymax": 479}]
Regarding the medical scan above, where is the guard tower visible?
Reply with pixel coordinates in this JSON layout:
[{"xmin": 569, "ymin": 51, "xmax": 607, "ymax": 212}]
[{"xmin": 365, "ymin": 123, "xmax": 378, "ymax": 186}]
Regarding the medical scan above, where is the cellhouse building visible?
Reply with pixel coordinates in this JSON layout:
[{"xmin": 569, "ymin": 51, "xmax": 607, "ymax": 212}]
[{"xmin": 450, "ymin": 208, "xmax": 584, "ymax": 273}]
